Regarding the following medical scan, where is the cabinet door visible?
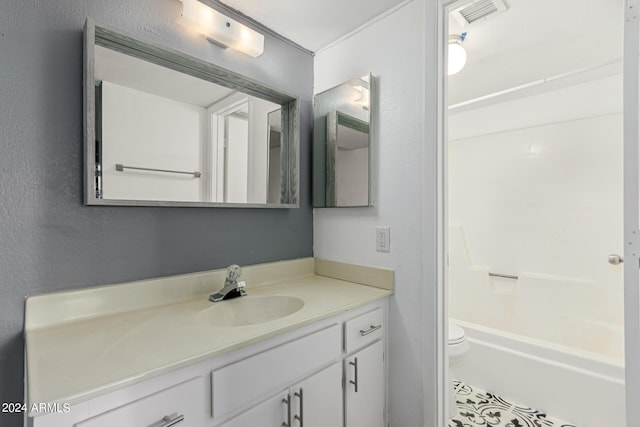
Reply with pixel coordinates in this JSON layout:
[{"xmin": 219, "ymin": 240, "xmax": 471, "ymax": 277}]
[
  {"xmin": 211, "ymin": 324, "xmax": 341, "ymax": 420},
  {"xmin": 219, "ymin": 390, "xmax": 289, "ymax": 427},
  {"xmin": 291, "ymin": 363, "xmax": 342, "ymax": 427},
  {"xmin": 344, "ymin": 340, "xmax": 384, "ymax": 427}
]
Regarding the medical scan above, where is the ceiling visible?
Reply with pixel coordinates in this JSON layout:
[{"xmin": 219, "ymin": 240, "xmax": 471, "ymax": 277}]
[
  {"xmin": 211, "ymin": 0, "xmax": 622, "ymax": 106},
  {"xmin": 448, "ymin": 0, "xmax": 623, "ymax": 104},
  {"xmin": 219, "ymin": 0, "xmax": 409, "ymax": 52},
  {"xmin": 96, "ymin": 46, "xmax": 236, "ymax": 107}
]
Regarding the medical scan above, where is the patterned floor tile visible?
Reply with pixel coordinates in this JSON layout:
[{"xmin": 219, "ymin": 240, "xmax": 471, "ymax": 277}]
[{"xmin": 448, "ymin": 380, "xmax": 577, "ymax": 427}]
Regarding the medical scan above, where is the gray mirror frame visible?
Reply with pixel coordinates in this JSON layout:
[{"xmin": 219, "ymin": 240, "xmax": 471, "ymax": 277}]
[{"xmin": 83, "ymin": 19, "xmax": 300, "ymax": 208}]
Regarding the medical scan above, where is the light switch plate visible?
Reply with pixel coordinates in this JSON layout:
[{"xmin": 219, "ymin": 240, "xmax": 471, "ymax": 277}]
[{"xmin": 376, "ymin": 226, "xmax": 390, "ymax": 252}]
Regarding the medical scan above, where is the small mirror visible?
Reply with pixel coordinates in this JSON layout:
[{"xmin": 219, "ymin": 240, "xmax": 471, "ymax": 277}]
[
  {"xmin": 313, "ymin": 73, "xmax": 374, "ymax": 207},
  {"xmin": 84, "ymin": 20, "xmax": 299, "ymax": 208}
]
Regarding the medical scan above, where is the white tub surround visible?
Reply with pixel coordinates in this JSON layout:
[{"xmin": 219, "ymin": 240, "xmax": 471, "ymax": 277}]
[
  {"xmin": 24, "ymin": 258, "xmax": 393, "ymax": 415},
  {"xmin": 450, "ymin": 320, "xmax": 625, "ymax": 427},
  {"xmin": 448, "ymin": 225, "xmax": 624, "ymax": 360}
]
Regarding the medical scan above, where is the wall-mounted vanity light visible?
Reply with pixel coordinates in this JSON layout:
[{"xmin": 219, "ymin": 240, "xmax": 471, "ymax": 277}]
[
  {"xmin": 177, "ymin": 0, "xmax": 264, "ymax": 57},
  {"xmin": 448, "ymin": 32, "xmax": 467, "ymax": 76}
]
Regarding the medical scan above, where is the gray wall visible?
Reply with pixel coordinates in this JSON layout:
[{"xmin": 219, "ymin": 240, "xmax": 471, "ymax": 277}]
[{"xmin": 0, "ymin": 1, "xmax": 313, "ymax": 425}]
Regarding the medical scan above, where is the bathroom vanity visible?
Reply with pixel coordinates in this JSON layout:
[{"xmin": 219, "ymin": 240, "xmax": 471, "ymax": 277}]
[{"xmin": 23, "ymin": 258, "xmax": 392, "ymax": 427}]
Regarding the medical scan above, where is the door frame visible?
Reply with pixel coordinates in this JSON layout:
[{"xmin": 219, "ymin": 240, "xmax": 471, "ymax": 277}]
[
  {"xmin": 432, "ymin": 0, "xmax": 469, "ymax": 425},
  {"xmin": 435, "ymin": 1, "xmax": 640, "ymax": 425},
  {"xmin": 624, "ymin": 0, "xmax": 640, "ymax": 425}
]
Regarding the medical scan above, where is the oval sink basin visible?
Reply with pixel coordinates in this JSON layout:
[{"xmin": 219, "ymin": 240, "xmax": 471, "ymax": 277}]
[{"xmin": 197, "ymin": 296, "xmax": 304, "ymax": 327}]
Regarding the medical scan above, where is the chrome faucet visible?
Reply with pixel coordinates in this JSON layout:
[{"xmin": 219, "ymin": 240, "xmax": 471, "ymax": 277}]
[{"xmin": 209, "ymin": 264, "xmax": 247, "ymax": 302}]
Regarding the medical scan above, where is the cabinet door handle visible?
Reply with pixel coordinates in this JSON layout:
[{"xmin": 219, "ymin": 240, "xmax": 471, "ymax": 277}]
[
  {"xmin": 282, "ymin": 392, "xmax": 292, "ymax": 427},
  {"xmin": 146, "ymin": 413, "xmax": 184, "ymax": 427},
  {"xmin": 294, "ymin": 387, "xmax": 304, "ymax": 426},
  {"xmin": 360, "ymin": 324, "xmax": 382, "ymax": 336},
  {"xmin": 349, "ymin": 357, "xmax": 359, "ymax": 393}
]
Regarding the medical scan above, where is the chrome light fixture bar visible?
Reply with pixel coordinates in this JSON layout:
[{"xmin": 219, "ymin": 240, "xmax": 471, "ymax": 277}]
[{"xmin": 177, "ymin": 0, "xmax": 264, "ymax": 57}]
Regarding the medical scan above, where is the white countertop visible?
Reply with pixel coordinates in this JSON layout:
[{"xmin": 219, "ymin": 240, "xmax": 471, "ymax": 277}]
[{"xmin": 25, "ymin": 259, "xmax": 392, "ymax": 409}]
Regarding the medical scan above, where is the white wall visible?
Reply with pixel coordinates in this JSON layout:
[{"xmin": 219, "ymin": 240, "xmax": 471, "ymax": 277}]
[
  {"xmin": 248, "ymin": 98, "xmax": 280, "ymax": 203},
  {"xmin": 314, "ymin": 1, "xmax": 436, "ymax": 425},
  {"xmin": 448, "ymin": 74, "xmax": 624, "ymax": 360},
  {"xmin": 226, "ymin": 114, "xmax": 249, "ymax": 203},
  {"xmin": 101, "ymin": 81, "xmax": 205, "ymax": 202},
  {"xmin": 208, "ymin": 93, "xmax": 280, "ymax": 203}
]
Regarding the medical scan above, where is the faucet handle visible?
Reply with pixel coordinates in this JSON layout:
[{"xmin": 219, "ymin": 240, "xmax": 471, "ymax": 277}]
[{"xmin": 226, "ymin": 264, "xmax": 242, "ymax": 283}]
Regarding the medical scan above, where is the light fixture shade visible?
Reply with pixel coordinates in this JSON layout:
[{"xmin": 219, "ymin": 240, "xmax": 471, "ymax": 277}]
[
  {"xmin": 178, "ymin": 0, "xmax": 264, "ymax": 57},
  {"xmin": 448, "ymin": 35, "xmax": 467, "ymax": 76}
]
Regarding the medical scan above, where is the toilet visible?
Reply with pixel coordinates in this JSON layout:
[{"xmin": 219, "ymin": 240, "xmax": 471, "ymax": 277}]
[{"xmin": 448, "ymin": 323, "xmax": 469, "ymax": 418}]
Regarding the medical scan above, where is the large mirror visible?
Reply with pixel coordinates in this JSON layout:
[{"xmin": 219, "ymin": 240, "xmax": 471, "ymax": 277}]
[
  {"xmin": 313, "ymin": 73, "xmax": 374, "ymax": 207},
  {"xmin": 84, "ymin": 20, "xmax": 299, "ymax": 207}
]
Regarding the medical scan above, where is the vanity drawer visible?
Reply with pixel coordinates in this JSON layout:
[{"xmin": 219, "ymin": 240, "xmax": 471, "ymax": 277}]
[
  {"xmin": 344, "ymin": 308, "xmax": 384, "ymax": 353},
  {"xmin": 75, "ymin": 376, "xmax": 205, "ymax": 427},
  {"xmin": 211, "ymin": 324, "xmax": 341, "ymax": 420}
]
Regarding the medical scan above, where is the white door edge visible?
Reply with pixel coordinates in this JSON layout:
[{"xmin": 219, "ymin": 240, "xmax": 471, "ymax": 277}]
[{"xmin": 624, "ymin": 1, "xmax": 640, "ymax": 425}]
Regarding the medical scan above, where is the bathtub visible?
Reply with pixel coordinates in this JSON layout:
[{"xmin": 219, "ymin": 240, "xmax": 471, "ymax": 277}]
[{"xmin": 450, "ymin": 319, "xmax": 625, "ymax": 427}]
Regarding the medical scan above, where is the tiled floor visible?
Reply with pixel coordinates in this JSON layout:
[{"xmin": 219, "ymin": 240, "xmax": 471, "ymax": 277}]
[{"xmin": 449, "ymin": 380, "xmax": 577, "ymax": 427}]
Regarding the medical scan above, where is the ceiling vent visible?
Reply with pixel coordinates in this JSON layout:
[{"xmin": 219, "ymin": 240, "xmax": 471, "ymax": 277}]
[{"xmin": 452, "ymin": 0, "xmax": 508, "ymax": 26}]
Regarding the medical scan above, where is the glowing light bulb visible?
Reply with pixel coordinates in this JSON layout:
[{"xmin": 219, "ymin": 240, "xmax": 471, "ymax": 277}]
[{"xmin": 448, "ymin": 35, "xmax": 467, "ymax": 76}]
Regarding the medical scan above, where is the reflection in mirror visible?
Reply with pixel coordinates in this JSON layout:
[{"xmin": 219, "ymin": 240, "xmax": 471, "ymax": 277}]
[
  {"xmin": 313, "ymin": 73, "xmax": 374, "ymax": 207},
  {"xmin": 84, "ymin": 21, "xmax": 299, "ymax": 208},
  {"xmin": 96, "ymin": 46, "xmax": 280, "ymax": 204},
  {"xmin": 329, "ymin": 111, "xmax": 369, "ymax": 206}
]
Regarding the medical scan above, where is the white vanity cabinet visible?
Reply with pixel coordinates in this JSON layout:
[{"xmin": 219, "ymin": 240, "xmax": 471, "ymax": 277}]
[
  {"xmin": 215, "ymin": 390, "xmax": 289, "ymax": 427},
  {"xmin": 219, "ymin": 363, "xmax": 342, "ymax": 427},
  {"xmin": 343, "ymin": 308, "xmax": 386, "ymax": 427},
  {"xmin": 345, "ymin": 341, "xmax": 385, "ymax": 427},
  {"xmin": 29, "ymin": 374, "xmax": 211, "ymax": 427},
  {"xmin": 289, "ymin": 362, "xmax": 343, "ymax": 427},
  {"xmin": 27, "ymin": 300, "xmax": 387, "ymax": 427},
  {"xmin": 211, "ymin": 324, "xmax": 342, "ymax": 425},
  {"xmin": 74, "ymin": 376, "xmax": 206, "ymax": 427}
]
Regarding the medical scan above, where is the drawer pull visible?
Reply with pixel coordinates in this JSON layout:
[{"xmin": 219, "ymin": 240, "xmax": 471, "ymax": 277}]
[
  {"xmin": 282, "ymin": 392, "xmax": 292, "ymax": 426},
  {"xmin": 349, "ymin": 357, "xmax": 359, "ymax": 393},
  {"xmin": 294, "ymin": 387, "xmax": 304, "ymax": 426},
  {"xmin": 147, "ymin": 413, "xmax": 184, "ymax": 427},
  {"xmin": 360, "ymin": 324, "xmax": 382, "ymax": 336}
]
